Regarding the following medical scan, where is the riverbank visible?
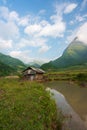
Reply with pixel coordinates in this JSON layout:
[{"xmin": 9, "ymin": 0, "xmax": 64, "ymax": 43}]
[
  {"xmin": 44, "ymin": 81, "xmax": 87, "ymax": 129},
  {"xmin": 49, "ymin": 88, "xmax": 87, "ymax": 130},
  {"xmin": 0, "ymin": 78, "xmax": 63, "ymax": 130}
]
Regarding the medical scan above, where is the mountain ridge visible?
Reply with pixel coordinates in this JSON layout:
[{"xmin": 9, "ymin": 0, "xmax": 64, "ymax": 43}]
[{"xmin": 41, "ymin": 38, "xmax": 87, "ymax": 70}]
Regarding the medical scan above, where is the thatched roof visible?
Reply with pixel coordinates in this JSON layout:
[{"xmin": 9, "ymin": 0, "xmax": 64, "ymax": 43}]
[{"xmin": 23, "ymin": 67, "xmax": 45, "ymax": 74}]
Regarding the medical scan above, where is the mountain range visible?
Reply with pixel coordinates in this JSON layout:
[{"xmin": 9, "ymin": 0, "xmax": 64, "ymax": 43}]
[
  {"xmin": 0, "ymin": 37, "xmax": 87, "ymax": 76},
  {"xmin": 41, "ymin": 37, "xmax": 87, "ymax": 70}
]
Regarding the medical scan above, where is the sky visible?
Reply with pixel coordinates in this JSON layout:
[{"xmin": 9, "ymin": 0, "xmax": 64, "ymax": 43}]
[{"xmin": 0, "ymin": 0, "xmax": 87, "ymax": 64}]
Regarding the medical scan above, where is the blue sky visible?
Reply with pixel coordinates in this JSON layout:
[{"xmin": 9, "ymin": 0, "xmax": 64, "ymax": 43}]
[{"xmin": 0, "ymin": 0, "xmax": 87, "ymax": 63}]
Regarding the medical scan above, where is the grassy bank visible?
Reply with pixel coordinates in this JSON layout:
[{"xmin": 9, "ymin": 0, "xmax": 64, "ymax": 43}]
[{"xmin": 0, "ymin": 79, "xmax": 63, "ymax": 130}]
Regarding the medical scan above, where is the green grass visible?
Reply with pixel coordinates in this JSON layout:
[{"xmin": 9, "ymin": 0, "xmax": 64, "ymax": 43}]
[{"xmin": 0, "ymin": 79, "xmax": 63, "ymax": 130}]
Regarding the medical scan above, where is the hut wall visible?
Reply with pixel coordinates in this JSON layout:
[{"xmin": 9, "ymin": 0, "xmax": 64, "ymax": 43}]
[
  {"xmin": 23, "ymin": 74, "xmax": 35, "ymax": 80},
  {"xmin": 35, "ymin": 74, "xmax": 44, "ymax": 80}
]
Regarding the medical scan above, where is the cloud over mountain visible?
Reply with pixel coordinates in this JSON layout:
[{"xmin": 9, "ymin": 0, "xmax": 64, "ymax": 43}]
[{"xmin": 77, "ymin": 22, "xmax": 87, "ymax": 44}]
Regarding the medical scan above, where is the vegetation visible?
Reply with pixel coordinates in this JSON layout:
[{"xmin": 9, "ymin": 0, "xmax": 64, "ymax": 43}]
[
  {"xmin": 0, "ymin": 79, "xmax": 63, "ymax": 130},
  {"xmin": 41, "ymin": 39, "xmax": 87, "ymax": 70},
  {"xmin": 0, "ymin": 61, "xmax": 16, "ymax": 76},
  {"xmin": 0, "ymin": 52, "xmax": 26, "ymax": 76},
  {"xmin": 43, "ymin": 67, "xmax": 87, "ymax": 82},
  {"xmin": 0, "ymin": 53, "xmax": 26, "ymax": 69},
  {"xmin": 75, "ymin": 73, "xmax": 87, "ymax": 81}
]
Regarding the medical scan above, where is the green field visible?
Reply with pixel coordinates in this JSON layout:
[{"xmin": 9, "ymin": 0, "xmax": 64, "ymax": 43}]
[
  {"xmin": 0, "ymin": 79, "xmax": 63, "ymax": 130},
  {"xmin": 44, "ymin": 67, "xmax": 87, "ymax": 82}
]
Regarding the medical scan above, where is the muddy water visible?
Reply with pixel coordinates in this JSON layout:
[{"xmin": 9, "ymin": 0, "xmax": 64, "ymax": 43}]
[
  {"xmin": 45, "ymin": 81, "xmax": 87, "ymax": 130},
  {"xmin": 49, "ymin": 88, "xmax": 87, "ymax": 130}
]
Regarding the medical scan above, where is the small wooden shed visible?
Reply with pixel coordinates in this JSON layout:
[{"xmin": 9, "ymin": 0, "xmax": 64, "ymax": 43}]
[{"xmin": 22, "ymin": 67, "xmax": 45, "ymax": 81}]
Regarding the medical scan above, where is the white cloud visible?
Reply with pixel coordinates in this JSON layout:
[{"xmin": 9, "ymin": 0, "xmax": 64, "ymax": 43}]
[
  {"xmin": 18, "ymin": 37, "xmax": 47, "ymax": 48},
  {"xmin": 76, "ymin": 15, "xmax": 85, "ymax": 22},
  {"xmin": 9, "ymin": 50, "xmax": 50, "ymax": 63},
  {"xmin": 10, "ymin": 50, "xmax": 21, "ymax": 57},
  {"xmin": 0, "ymin": 20, "xmax": 19, "ymax": 39},
  {"xmin": 81, "ymin": 0, "xmax": 87, "ymax": 10},
  {"xmin": 70, "ymin": 20, "xmax": 74, "ymax": 25},
  {"xmin": 1, "ymin": 3, "xmax": 77, "ymax": 61},
  {"xmin": 0, "ymin": 6, "xmax": 19, "ymax": 40},
  {"xmin": 67, "ymin": 22, "xmax": 87, "ymax": 44},
  {"xmin": 10, "ymin": 50, "xmax": 31, "ymax": 63},
  {"xmin": 0, "ymin": 5, "xmax": 66, "ymax": 41},
  {"xmin": 18, "ymin": 16, "xmax": 29, "ymax": 26},
  {"xmin": 39, "ymin": 45, "xmax": 51, "ymax": 53},
  {"xmin": 76, "ymin": 22, "xmax": 87, "ymax": 44},
  {"xmin": 24, "ymin": 2, "xmax": 78, "ymax": 39},
  {"xmin": 54, "ymin": 3, "xmax": 66, "ymax": 17},
  {"xmin": 69, "ymin": 14, "xmax": 87, "ymax": 25},
  {"xmin": 38, "ymin": 9, "xmax": 46, "ymax": 15},
  {"xmin": 38, "ymin": 22, "xmax": 65, "ymax": 38},
  {"xmin": 0, "ymin": 6, "xmax": 19, "ymax": 22},
  {"xmin": 18, "ymin": 37, "xmax": 51, "ymax": 54},
  {"xmin": 0, "ymin": 38, "xmax": 12, "ymax": 49},
  {"xmin": 0, "ymin": 6, "xmax": 9, "ymax": 19},
  {"xmin": 9, "ymin": 11, "xmax": 19, "ymax": 21},
  {"xmin": 22, "ymin": 3, "xmax": 67, "ymax": 59},
  {"xmin": 67, "ymin": 33, "xmax": 76, "ymax": 43},
  {"xmin": 25, "ymin": 24, "xmax": 42, "ymax": 35},
  {"xmin": 76, "ymin": 14, "xmax": 87, "ymax": 22},
  {"xmin": 0, "ymin": 6, "xmax": 29, "ymax": 26},
  {"xmin": 0, "ymin": 6, "xmax": 51, "ymax": 55},
  {"xmin": 24, "ymin": 2, "xmax": 68, "ymax": 39},
  {"xmin": 24, "ymin": 15, "xmax": 66, "ymax": 38},
  {"xmin": 64, "ymin": 3, "xmax": 77, "ymax": 14}
]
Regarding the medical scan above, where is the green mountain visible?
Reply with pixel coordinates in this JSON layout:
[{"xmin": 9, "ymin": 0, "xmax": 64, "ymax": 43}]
[
  {"xmin": 41, "ymin": 38, "xmax": 87, "ymax": 70},
  {"xmin": 0, "ymin": 61, "xmax": 16, "ymax": 76},
  {"xmin": 0, "ymin": 52, "xmax": 26, "ymax": 76}
]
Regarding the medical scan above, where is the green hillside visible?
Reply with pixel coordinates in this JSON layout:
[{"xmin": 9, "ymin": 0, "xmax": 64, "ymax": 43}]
[
  {"xmin": 41, "ymin": 38, "xmax": 87, "ymax": 70},
  {"xmin": 0, "ymin": 53, "xmax": 26, "ymax": 76},
  {"xmin": 0, "ymin": 61, "xmax": 16, "ymax": 76},
  {"xmin": 0, "ymin": 53, "xmax": 26, "ymax": 71}
]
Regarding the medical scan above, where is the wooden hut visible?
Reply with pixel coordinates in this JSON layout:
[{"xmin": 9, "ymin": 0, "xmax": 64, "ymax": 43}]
[{"xmin": 22, "ymin": 67, "xmax": 45, "ymax": 81}]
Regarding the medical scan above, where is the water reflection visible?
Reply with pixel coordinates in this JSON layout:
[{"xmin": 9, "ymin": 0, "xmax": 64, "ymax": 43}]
[{"xmin": 48, "ymin": 88, "xmax": 87, "ymax": 130}]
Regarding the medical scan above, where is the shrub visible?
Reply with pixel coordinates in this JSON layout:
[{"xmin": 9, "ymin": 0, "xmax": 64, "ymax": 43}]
[{"xmin": 75, "ymin": 73, "xmax": 87, "ymax": 81}]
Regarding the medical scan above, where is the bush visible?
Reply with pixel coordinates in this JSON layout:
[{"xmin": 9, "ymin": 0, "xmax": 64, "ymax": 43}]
[{"xmin": 75, "ymin": 73, "xmax": 87, "ymax": 81}]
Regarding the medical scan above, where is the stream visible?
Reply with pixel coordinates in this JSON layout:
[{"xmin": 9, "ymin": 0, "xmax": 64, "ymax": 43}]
[{"xmin": 48, "ymin": 88, "xmax": 87, "ymax": 130}]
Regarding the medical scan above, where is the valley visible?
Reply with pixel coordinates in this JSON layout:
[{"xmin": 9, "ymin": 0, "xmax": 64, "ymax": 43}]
[
  {"xmin": 0, "ymin": 38, "xmax": 87, "ymax": 130},
  {"xmin": 0, "ymin": 0, "xmax": 87, "ymax": 129}
]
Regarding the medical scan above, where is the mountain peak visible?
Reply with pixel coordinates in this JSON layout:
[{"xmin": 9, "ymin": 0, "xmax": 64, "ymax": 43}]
[
  {"xmin": 41, "ymin": 37, "xmax": 87, "ymax": 70},
  {"xmin": 73, "ymin": 37, "xmax": 78, "ymax": 41}
]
